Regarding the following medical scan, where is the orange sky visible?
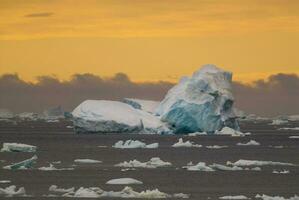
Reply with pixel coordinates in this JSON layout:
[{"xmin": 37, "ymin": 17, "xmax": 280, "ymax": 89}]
[{"xmin": 0, "ymin": 0, "xmax": 299, "ymax": 83}]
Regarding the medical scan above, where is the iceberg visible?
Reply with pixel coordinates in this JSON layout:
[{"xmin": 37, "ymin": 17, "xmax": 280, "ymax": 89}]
[
  {"xmin": 1, "ymin": 143, "xmax": 37, "ymax": 152},
  {"xmin": 72, "ymin": 100, "xmax": 170, "ymax": 134},
  {"xmin": 156, "ymin": 64, "xmax": 238, "ymax": 134},
  {"xmin": 106, "ymin": 178, "xmax": 143, "ymax": 185},
  {"xmin": 123, "ymin": 98, "xmax": 160, "ymax": 113},
  {"xmin": 113, "ymin": 140, "xmax": 159, "ymax": 149},
  {"xmin": 3, "ymin": 155, "xmax": 37, "ymax": 170}
]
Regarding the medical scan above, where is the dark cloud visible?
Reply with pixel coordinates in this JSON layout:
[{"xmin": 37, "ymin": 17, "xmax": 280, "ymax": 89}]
[
  {"xmin": 0, "ymin": 72, "xmax": 298, "ymax": 117},
  {"xmin": 24, "ymin": 12, "xmax": 53, "ymax": 18}
]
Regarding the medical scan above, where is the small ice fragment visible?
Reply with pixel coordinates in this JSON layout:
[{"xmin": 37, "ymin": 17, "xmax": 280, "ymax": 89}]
[
  {"xmin": 0, "ymin": 180, "xmax": 11, "ymax": 184},
  {"xmin": 289, "ymin": 136, "xmax": 299, "ymax": 139},
  {"xmin": 115, "ymin": 157, "xmax": 171, "ymax": 168},
  {"xmin": 272, "ymin": 170, "xmax": 290, "ymax": 174},
  {"xmin": 113, "ymin": 140, "xmax": 159, "ymax": 149},
  {"xmin": 38, "ymin": 164, "xmax": 74, "ymax": 171},
  {"xmin": 0, "ymin": 185, "xmax": 26, "ymax": 197},
  {"xmin": 206, "ymin": 145, "xmax": 228, "ymax": 149},
  {"xmin": 106, "ymin": 178, "xmax": 143, "ymax": 185},
  {"xmin": 183, "ymin": 162, "xmax": 215, "ymax": 172},
  {"xmin": 219, "ymin": 195, "xmax": 249, "ymax": 199}
]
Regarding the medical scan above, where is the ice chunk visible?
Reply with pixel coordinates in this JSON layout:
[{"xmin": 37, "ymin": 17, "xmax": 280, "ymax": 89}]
[
  {"xmin": 172, "ymin": 138, "xmax": 202, "ymax": 148},
  {"xmin": 49, "ymin": 185, "xmax": 75, "ymax": 195},
  {"xmin": 0, "ymin": 109, "xmax": 14, "ymax": 119},
  {"xmin": 269, "ymin": 119, "xmax": 288, "ymax": 125},
  {"xmin": 38, "ymin": 164, "xmax": 74, "ymax": 171},
  {"xmin": 219, "ymin": 195, "xmax": 249, "ymax": 199},
  {"xmin": 0, "ymin": 185, "xmax": 26, "ymax": 197},
  {"xmin": 209, "ymin": 164, "xmax": 243, "ymax": 171},
  {"xmin": 206, "ymin": 145, "xmax": 228, "ymax": 149},
  {"xmin": 74, "ymin": 159, "xmax": 102, "ymax": 164},
  {"xmin": 183, "ymin": 162, "xmax": 215, "ymax": 171},
  {"xmin": 72, "ymin": 100, "xmax": 170, "ymax": 134},
  {"xmin": 156, "ymin": 64, "xmax": 239, "ymax": 133},
  {"xmin": 106, "ymin": 178, "xmax": 143, "ymax": 185},
  {"xmin": 279, "ymin": 127, "xmax": 299, "ymax": 130},
  {"xmin": 115, "ymin": 157, "xmax": 172, "ymax": 168},
  {"xmin": 3, "ymin": 155, "xmax": 37, "ymax": 170},
  {"xmin": 113, "ymin": 140, "xmax": 159, "ymax": 149},
  {"xmin": 215, "ymin": 127, "xmax": 250, "ymax": 137},
  {"xmin": 237, "ymin": 140, "xmax": 260, "ymax": 146},
  {"xmin": 227, "ymin": 159, "xmax": 295, "ymax": 167},
  {"xmin": 0, "ymin": 180, "xmax": 11, "ymax": 184},
  {"xmin": 1, "ymin": 143, "xmax": 37, "ymax": 152},
  {"xmin": 255, "ymin": 194, "xmax": 299, "ymax": 200},
  {"xmin": 73, "ymin": 187, "xmax": 103, "ymax": 198},
  {"xmin": 289, "ymin": 136, "xmax": 299, "ymax": 139},
  {"xmin": 123, "ymin": 98, "xmax": 160, "ymax": 113},
  {"xmin": 272, "ymin": 170, "xmax": 290, "ymax": 174}
]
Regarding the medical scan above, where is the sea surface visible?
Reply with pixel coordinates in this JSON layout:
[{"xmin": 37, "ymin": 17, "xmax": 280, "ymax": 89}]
[{"xmin": 0, "ymin": 120, "xmax": 298, "ymax": 199}]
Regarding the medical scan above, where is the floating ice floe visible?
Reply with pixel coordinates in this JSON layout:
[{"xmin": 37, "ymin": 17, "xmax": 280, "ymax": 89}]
[
  {"xmin": 113, "ymin": 140, "xmax": 159, "ymax": 149},
  {"xmin": 74, "ymin": 159, "xmax": 102, "ymax": 164},
  {"xmin": 1, "ymin": 143, "xmax": 37, "ymax": 152},
  {"xmin": 72, "ymin": 100, "xmax": 170, "ymax": 134},
  {"xmin": 17, "ymin": 112, "xmax": 39, "ymax": 121},
  {"xmin": 188, "ymin": 132, "xmax": 208, "ymax": 136},
  {"xmin": 115, "ymin": 157, "xmax": 172, "ymax": 168},
  {"xmin": 38, "ymin": 164, "xmax": 74, "ymax": 171},
  {"xmin": 106, "ymin": 178, "xmax": 143, "ymax": 185},
  {"xmin": 215, "ymin": 127, "xmax": 250, "ymax": 137},
  {"xmin": 256, "ymin": 194, "xmax": 299, "ymax": 200},
  {"xmin": 122, "ymin": 98, "xmax": 160, "ymax": 114},
  {"xmin": 0, "ymin": 185, "xmax": 26, "ymax": 197},
  {"xmin": 279, "ymin": 127, "xmax": 299, "ymax": 131},
  {"xmin": 287, "ymin": 115, "xmax": 299, "ymax": 122},
  {"xmin": 3, "ymin": 155, "xmax": 37, "ymax": 170},
  {"xmin": 206, "ymin": 145, "xmax": 228, "ymax": 149},
  {"xmin": 48, "ymin": 185, "xmax": 189, "ymax": 198},
  {"xmin": 237, "ymin": 140, "xmax": 260, "ymax": 146},
  {"xmin": 269, "ymin": 119, "xmax": 288, "ymax": 125},
  {"xmin": 272, "ymin": 170, "xmax": 290, "ymax": 174},
  {"xmin": 289, "ymin": 136, "xmax": 299, "ymax": 139},
  {"xmin": 172, "ymin": 138, "xmax": 202, "ymax": 148},
  {"xmin": 183, "ymin": 162, "xmax": 215, "ymax": 171},
  {"xmin": 156, "ymin": 64, "xmax": 239, "ymax": 134},
  {"xmin": 219, "ymin": 195, "xmax": 249, "ymax": 199},
  {"xmin": 227, "ymin": 159, "xmax": 296, "ymax": 167},
  {"xmin": 0, "ymin": 180, "xmax": 11, "ymax": 184}
]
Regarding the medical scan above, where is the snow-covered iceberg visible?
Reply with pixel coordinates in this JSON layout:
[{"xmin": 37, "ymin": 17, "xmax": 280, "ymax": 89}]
[
  {"xmin": 72, "ymin": 100, "xmax": 169, "ymax": 134},
  {"xmin": 122, "ymin": 98, "xmax": 160, "ymax": 113},
  {"xmin": 1, "ymin": 143, "xmax": 37, "ymax": 152},
  {"xmin": 156, "ymin": 64, "xmax": 239, "ymax": 133}
]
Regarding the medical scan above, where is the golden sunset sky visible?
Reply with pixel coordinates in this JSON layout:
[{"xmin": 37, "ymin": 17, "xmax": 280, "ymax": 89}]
[{"xmin": 0, "ymin": 0, "xmax": 299, "ymax": 83}]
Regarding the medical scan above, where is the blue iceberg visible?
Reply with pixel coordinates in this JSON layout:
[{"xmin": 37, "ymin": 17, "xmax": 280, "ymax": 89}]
[{"xmin": 156, "ymin": 64, "xmax": 239, "ymax": 134}]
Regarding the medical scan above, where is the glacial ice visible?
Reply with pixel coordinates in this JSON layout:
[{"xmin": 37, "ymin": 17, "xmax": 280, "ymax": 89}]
[
  {"xmin": 1, "ymin": 143, "xmax": 37, "ymax": 152},
  {"xmin": 3, "ymin": 155, "xmax": 37, "ymax": 170},
  {"xmin": 237, "ymin": 140, "xmax": 260, "ymax": 146},
  {"xmin": 156, "ymin": 64, "xmax": 239, "ymax": 134},
  {"xmin": 72, "ymin": 100, "xmax": 170, "ymax": 134},
  {"xmin": 0, "ymin": 185, "xmax": 26, "ymax": 197},
  {"xmin": 172, "ymin": 138, "xmax": 202, "ymax": 148},
  {"xmin": 106, "ymin": 178, "xmax": 143, "ymax": 185},
  {"xmin": 115, "ymin": 157, "xmax": 172, "ymax": 168},
  {"xmin": 113, "ymin": 140, "xmax": 159, "ymax": 149},
  {"xmin": 123, "ymin": 98, "xmax": 160, "ymax": 113}
]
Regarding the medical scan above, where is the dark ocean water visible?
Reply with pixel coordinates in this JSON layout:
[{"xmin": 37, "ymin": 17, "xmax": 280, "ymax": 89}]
[{"xmin": 0, "ymin": 120, "xmax": 298, "ymax": 199}]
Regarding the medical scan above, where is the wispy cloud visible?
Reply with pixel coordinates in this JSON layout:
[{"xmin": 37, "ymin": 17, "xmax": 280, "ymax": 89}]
[{"xmin": 24, "ymin": 12, "xmax": 53, "ymax": 18}]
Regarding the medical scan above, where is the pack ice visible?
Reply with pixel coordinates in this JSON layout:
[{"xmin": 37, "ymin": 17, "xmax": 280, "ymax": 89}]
[
  {"xmin": 72, "ymin": 100, "xmax": 169, "ymax": 134},
  {"xmin": 156, "ymin": 64, "xmax": 238, "ymax": 133}
]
